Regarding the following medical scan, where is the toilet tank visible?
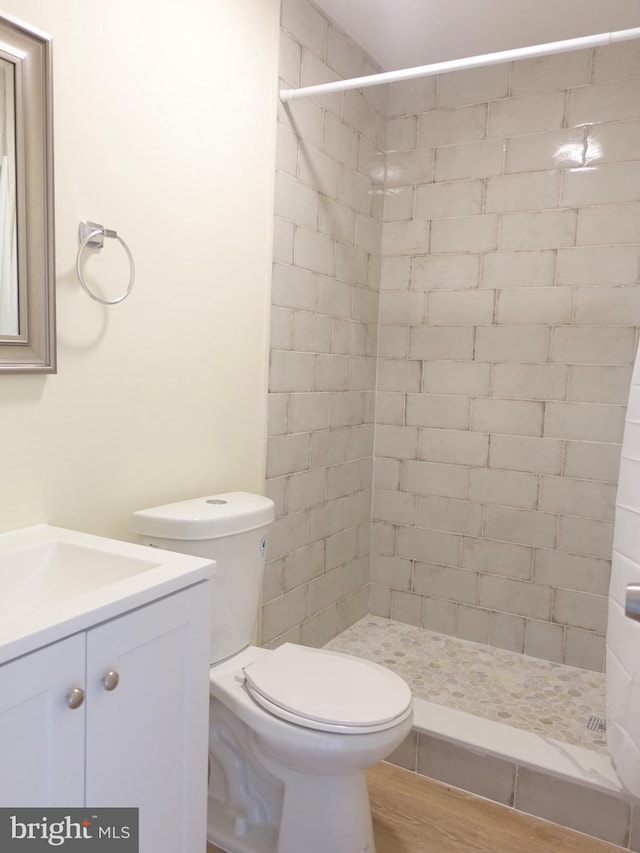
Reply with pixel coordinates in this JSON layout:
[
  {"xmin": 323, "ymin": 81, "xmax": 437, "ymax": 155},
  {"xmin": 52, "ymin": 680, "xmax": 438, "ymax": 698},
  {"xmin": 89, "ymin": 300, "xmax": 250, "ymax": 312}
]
[{"xmin": 131, "ymin": 492, "xmax": 274, "ymax": 664}]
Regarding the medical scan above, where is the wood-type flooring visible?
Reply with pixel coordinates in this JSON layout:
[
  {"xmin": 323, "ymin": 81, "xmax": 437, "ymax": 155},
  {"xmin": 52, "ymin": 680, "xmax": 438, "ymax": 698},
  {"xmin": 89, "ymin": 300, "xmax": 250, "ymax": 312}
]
[{"xmin": 206, "ymin": 760, "xmax": 626, "ymax": 853}]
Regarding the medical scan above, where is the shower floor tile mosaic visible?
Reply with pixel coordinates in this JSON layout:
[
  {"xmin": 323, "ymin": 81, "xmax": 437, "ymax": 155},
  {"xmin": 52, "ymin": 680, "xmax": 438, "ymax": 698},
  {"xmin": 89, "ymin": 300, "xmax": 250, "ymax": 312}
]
[{"xmin": 325, "ymin": 616, "xmax": 607, "ymax": 753}]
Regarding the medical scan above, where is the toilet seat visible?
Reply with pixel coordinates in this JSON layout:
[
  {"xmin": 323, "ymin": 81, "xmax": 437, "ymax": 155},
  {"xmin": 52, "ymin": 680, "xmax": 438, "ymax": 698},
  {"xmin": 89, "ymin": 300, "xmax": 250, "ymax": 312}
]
[{"xmin": 242, "ymin": 643, "xmax": 412, "ymax": 734}]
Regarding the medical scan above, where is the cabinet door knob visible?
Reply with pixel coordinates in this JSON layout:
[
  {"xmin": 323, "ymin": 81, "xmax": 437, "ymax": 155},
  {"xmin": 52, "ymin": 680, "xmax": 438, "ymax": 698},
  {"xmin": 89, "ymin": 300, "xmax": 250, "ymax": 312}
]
[
  {"xmin": 102, "ymin": 670, "xmax": 120, "ymax": 691},
  {"xmin": 66, "ymin": 687, "xmax": 85, "ymax": 709}
]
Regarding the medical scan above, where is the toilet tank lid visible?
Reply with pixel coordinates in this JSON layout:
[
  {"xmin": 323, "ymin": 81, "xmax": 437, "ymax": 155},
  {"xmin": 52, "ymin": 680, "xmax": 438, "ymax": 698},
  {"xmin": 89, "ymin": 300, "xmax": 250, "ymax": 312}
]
[{"xmin": 131, "ymin": 492, "xmax": 275, "ymax": 540}]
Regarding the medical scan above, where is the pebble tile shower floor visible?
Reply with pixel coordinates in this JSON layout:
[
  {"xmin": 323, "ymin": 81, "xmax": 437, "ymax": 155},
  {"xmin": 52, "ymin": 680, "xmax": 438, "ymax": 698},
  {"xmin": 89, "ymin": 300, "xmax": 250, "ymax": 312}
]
[{"xmin": 325, "ymin": 615, "xmax": 607, "ymax": 753}]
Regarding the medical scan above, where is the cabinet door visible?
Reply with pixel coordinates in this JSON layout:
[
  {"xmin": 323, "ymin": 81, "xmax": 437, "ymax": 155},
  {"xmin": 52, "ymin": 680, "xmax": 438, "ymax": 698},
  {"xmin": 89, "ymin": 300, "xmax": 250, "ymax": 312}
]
[
  {"xmin": 0, "ymin": 633, "xmax": 85, "ymax": 806},
  {"xmin": 85, "ymin": 583, "xmax": 210, "ymax": 853}
]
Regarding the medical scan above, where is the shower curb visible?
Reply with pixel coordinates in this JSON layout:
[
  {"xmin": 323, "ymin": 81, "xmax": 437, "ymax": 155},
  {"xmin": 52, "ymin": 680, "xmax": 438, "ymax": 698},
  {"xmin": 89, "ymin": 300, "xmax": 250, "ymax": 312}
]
[{"xmin": 387, "ymin": 697, "xmax": 640, "ymax": 850}]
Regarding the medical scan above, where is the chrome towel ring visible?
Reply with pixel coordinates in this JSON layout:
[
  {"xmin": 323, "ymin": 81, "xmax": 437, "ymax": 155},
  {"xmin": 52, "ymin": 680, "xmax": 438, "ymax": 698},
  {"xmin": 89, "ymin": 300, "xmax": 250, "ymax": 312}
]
[{"xmin": 76, "ymin": 220, "xmax": 135, "ymax": 305}]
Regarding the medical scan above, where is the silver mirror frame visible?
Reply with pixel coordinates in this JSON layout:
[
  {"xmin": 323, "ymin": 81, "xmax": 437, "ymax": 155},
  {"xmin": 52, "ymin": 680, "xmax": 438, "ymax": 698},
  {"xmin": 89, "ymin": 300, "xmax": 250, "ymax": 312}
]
[{"xmin": 0, "ymin": 13, "xmax": 54, "ymax": 373}]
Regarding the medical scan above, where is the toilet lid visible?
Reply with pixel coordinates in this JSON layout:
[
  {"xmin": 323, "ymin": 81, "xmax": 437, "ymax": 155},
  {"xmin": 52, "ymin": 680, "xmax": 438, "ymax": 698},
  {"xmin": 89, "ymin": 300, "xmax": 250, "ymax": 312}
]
[{"xmin": 243, "ymin": 643, "xmax": 412, "ymax": 731}]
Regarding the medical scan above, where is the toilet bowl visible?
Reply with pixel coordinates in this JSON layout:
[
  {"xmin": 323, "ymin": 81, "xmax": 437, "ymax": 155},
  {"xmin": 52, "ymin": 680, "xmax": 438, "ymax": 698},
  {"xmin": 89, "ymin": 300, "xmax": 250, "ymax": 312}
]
[
  {"xmin": 208, "ymin": 644, "xmax": 412, "ymax": 853},
  {"xmin": 131, "ymin": 492, "xmax": 414, "ymax": 853}
]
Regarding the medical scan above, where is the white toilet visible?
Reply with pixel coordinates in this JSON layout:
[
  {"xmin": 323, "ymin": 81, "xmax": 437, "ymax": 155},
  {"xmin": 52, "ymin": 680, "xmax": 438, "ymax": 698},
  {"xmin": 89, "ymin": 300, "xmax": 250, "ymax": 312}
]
[{"xmin": 131, "ymin": 492, "xmax": 413, "ymax": 853}]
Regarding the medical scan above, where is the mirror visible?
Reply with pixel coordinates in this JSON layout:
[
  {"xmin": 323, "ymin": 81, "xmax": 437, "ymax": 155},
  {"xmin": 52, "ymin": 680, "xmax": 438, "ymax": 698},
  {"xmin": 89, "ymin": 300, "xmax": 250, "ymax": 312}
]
[{"xmin": 0, "ymin": 13, "xmax": 54, "ymax": 373}]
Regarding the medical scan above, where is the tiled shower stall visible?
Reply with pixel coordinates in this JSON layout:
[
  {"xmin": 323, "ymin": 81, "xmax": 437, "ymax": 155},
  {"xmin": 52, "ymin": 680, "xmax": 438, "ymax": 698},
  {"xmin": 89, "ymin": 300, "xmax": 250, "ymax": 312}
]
[{"xmin": 263, "ymin": 0, "xmax": 640, "ymax": 675}]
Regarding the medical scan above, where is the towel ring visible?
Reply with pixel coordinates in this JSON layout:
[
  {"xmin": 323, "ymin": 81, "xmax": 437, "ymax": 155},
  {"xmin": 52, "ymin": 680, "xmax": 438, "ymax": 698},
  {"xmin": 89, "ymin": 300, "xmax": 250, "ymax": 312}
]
[{"xmin": 76, "ymin": 221, "xmax": 135, "ymax": 305}]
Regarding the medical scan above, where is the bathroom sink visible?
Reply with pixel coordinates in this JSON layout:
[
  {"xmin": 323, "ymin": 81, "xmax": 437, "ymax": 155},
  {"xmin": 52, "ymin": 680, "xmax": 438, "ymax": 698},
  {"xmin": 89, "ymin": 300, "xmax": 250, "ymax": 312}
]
[{"xmin": 0, "ymin": 524, "xmax": 214, "ymax": 664}]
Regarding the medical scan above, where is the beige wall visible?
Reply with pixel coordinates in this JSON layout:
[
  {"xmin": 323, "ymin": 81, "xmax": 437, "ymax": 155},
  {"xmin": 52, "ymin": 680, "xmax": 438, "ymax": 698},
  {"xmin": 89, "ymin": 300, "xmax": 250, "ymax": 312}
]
[{"xmin": 0, "ymin": 0, "xmax": 279, "ymax": 539}]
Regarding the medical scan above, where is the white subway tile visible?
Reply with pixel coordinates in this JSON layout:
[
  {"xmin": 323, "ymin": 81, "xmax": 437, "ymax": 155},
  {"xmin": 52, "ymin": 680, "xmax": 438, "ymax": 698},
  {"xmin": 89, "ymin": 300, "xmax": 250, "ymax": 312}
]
[
  {"xmin": 505, "ymin": 129, "xmax": 585, "ymax": 174},
  {"xmin": 315, "ymin": 354, "xmax": 350, "ymax": 391},
  {"xmin": 586, "ymin": 120, "xmax": 640, "ymax": 165},
  {"xmin": 419, "ymin": 427, "xmax": 489, "ymax": 466},
  {"xmin": 487, "ymin": 92, "xmax": 566, "ymax": 137},
  {"xmin": 550, "ymin": 326, "xmax": 636, "ymax": 366},
  {"xmin": 397, "ymin": 524, "xmax": 462, "ymax": 566},
  {"xmin": 593, "ymin": 41, "xmax": 640, "ymax": 83},
  {"xmin": 294, "ymin": 227, "xmax": 335, "ymax": 275},
  {"xmin": 489, "ymin": 434, "xmax": 563, "ymax": 475},
  {"xmin": 574, "ymin": 286, "xmax": 640, "ymax": 326},
  {"xmin": 298, "ymin": 141, "xmax": 340, "ymax": 197},
  {"xmin": 545, "ymin": 402, "xmax": 626, "ymax": 443},
  {"xmin": 577, "ymin": 203, "xmax": 640, "ymax": 247},
  {"xmin": 462, "ymin": 537, "xmax": 533, "ymax": 580},
  {"xmin": 383, "ymin": 186, "xmax": 415, "ymax": 222},
  {"xmin": 288, "ymin": 392, "xmax": 330, "ymax": 432},
  {"xmin": 492, "ymin": 364, "xmax": 568, "ymax": 401},
  {"xmin": 434, "ymin": 139, "xmax": 504, "ymax": 181},
  {"xmin": 382, "ymin": 220, "xmax": 430, "ymax": 255},
  {"xmin": 417, "ymin": 495, "xmax": 483, "ymax": 536},
  {"xmin": 499, "ymin": 209, "xmax": 578, "ymax": 251},
  {"xmin": 379, "ymin": 290, "xmax": 426, "ymax": 325},
  {"xmin": 468, "ymin": 467, "xmax": 539, "ymax": 511},
  {"xmin": 413, "ymin": 562, "xmax": 478, "ymax": 604},
  {"xmin": 557, "ymin": 245, "xmax": 640, "ymax": 285},
  {"xmin": 381, "ymin": 255, "xmax": 412, "ymax": 291},
  {"xmin": 564, "ymin": 627, "xmax": 605, "ymax": 672},
  {"xmin": 423, "ymin": 361, "xmax": 491, "ymax": 396},
  {"xmin": 415, "ymin": 180, "xmax": 483, "ymax": 219},
  {"xmin": 418, "ymin": 103, "xmax": 487, "ymax": 147},
  {"xmin": 533, "ymin": 549, "xmax": 610, "ymax": 595},
  {"xmin": 386, "ymin": 148, "xmax": 434, "ymax": 187},
  {"xmin": 406, "ymin": 394, "xmax": 471, "ymax": 429},
  {"xmin": 475, "ymin": 325, "xmax": 550, "ymax": 363},
  {"xmin": 370, "ymin": 553, "xmax": 412, "ymax": 591},
  {"xmin": 428, "ymin": 288, "xmax": 495, "ymax": 324},
  {"xmin": 568, "ymin": 365, "xmax": 633, "ymax": 405},
  {"xmin": 409, "ymin": 326, "xmax": 476, "ymax": 361},
  {"xmin": 510, "ymin": 50, "xmax": 591, "ymax": 94},
  {"xmin": 481, "ymin": 250, "xmax": 557, "ymax": 289},
  {"xmin": 388, "ymin": 77, "xmax": 437, "ymax": 117},
  {"xmin": 387, "ymin": 115, "xmax": 418, "ymax": 152},
  {"xmin": 479, "ymin": 575, "xmax": 552, "ymax": 620},
  {"xmin": 562, "ymin": 162, "xmax": 640, "ymax": 207},
  {"xmin": 413, "ymin": 254, "xmax": 481, "ymax": 291},
  {"xmin": 287, "ymin": 468, "xmax": 326, "ymax": 512},
  {"xmin": 568, "ymin": 77, "xmax": 640, "ymax": 126},
  {"xmin": 377, "ymin": 358, "xmax": 422, "ymax": 392},
  {"xmin": 391, "ymin": 590, "xmax": 424, "ymax": 627},
  {"xmin": 377, "ymin": 326, "xmax": 409, "ymax": 359},
  {"xmin": 496, "ymin": 287, "xmax": 572, "ymax": 325},
  {"xmin": 540, "ymin": 476, "xmax": 616, "ymax": 521},
  {"xmin": 484, "ymin": 505, "xmax": 557, "ymax": 549},
  {"xmin": 401, "ymin": 460, "xmax": 468, "ymax": 499},
  {"xmin": 438, "ymin": 64, "xmax": 509, "ymax": 108},
  {"xmin": 563, "ymin": 441, "xmax": 622, "ymax": 483},
  {"xmin": 375, "ymin": 424, "xmax": 420, "ymax": 459},
  {"xmin": 372, "ymin": 488, "xmax": 417, "ymax": 525},
  {"xmin": 472, "ymin": 398, "xmax": 544, "ymax": 437},
  {"xmin": 490, "ymin": 612, "xmax": 526, "ymax": 654},
  {"xmin": 485, "ymin": 171, "xmax": 561, "ymax": 213},
  {"xmin": 558, "ymin": 515, "xmax": 613, "ymax": 560},
  {"xmin": 270, "ymin": 350, "xmax": 315, "ymax": 392},
  {"xmin": 524, "ymin": 619, "xmax": 564, "ymax": 663},
  {"xmin": 553, "ymin": 588, "xmax": 608, "ymax": 633}
]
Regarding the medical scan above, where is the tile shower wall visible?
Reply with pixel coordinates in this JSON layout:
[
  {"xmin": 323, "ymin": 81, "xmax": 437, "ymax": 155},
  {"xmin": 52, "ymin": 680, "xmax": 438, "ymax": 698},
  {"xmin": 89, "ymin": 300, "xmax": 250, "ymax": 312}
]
[
  {"xmin": 263, "ymin": 0, "xmax": 386, "ymax": 646},
  {"xmin": 372, "ymin": 44, "xmax": 640, "ymax": 670},
  {"xmin": 266, "ymin": 0, "xmax": 640, "ymax": 670}
]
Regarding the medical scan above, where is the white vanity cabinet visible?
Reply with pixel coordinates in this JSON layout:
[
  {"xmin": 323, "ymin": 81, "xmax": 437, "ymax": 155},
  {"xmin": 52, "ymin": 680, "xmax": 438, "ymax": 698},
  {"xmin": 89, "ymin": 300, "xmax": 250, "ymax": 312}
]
[{"xmin": 0, "ymin": 582, "xmax": 210, "ymax": 853}]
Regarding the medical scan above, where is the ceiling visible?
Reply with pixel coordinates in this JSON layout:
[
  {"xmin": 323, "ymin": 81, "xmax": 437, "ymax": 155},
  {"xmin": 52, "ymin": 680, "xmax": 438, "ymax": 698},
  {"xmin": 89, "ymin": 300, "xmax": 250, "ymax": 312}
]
[{"xmin": 313, "ymin": 0, "xmax": 640, "ymax": 72}]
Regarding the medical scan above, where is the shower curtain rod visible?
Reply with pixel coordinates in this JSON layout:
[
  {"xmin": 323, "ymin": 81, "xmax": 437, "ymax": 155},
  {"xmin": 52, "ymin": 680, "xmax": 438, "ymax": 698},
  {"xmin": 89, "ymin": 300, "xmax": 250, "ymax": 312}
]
[{"xmin": 279, "ymin": 26, "xmax": 640, "ymax": 103}]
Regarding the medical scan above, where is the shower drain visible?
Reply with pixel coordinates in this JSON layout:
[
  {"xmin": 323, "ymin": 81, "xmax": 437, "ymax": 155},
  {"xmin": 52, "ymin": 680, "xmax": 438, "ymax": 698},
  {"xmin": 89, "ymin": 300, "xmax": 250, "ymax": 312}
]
[{"xmin": 586, "ymin": 715, "xmax": 607, "ymax": 733}]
